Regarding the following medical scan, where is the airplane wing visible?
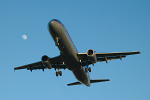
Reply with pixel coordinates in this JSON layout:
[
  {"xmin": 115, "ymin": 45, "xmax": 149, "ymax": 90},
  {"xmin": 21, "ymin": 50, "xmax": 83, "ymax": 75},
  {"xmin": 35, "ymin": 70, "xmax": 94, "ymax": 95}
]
[
  {"xmin": 14, "ymin": 55, "xmax": 66, "ymax": 71},
  {"xmin": 78, "ymin": 51, "xmax": 140, "ymax": 66}
]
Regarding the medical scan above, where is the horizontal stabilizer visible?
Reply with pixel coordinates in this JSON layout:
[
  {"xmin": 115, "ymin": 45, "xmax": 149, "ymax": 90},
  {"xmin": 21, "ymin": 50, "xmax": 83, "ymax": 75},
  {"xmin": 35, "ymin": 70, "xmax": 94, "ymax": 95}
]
[
  {"xmin": 90, "ymin": 79, "xmax": 110, "ymax": 83},
  {"xmin": 67, "ymin": 82, "xmax": 81, "ymax": 86},
  {"xmin": 67, "ymin": 79, "xmax": 110, "ymax": 86}
]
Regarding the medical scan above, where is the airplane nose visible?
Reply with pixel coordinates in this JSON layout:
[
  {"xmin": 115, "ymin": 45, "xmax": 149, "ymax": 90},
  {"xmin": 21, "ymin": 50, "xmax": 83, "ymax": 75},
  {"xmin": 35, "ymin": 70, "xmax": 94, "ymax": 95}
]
[
  {"xmin": 48, "ymin": 20, "xmax": 54, "ymax": 28},
  {"xmin": 49, "ymin": 19, "xmax": 62, "ymax": 28},
  {"xmin": 48, "ymin": 20, "xmax": 57, "ymax": 32}
]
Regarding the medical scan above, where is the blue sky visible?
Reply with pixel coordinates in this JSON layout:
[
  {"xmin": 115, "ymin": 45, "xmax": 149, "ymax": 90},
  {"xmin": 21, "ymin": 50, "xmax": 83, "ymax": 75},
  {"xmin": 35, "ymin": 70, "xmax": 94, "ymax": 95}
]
[{"xmin": 0, "ymin": 0, "xmax": 150, "ymax": 100}]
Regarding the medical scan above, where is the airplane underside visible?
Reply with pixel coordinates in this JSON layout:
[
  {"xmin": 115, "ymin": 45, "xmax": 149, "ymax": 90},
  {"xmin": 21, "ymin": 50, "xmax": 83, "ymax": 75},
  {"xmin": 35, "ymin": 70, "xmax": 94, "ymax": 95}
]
[{"xmin": 14, "ymin": 19, "xmax": 140, "ymax": 87}]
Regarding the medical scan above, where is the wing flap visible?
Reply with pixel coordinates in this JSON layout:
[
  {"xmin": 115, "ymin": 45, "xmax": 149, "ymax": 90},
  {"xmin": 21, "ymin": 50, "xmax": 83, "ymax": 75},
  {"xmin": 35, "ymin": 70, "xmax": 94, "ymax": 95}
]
[
  {"xmin": 14, "ymin": 61, "xmax": 43, "ymax": 70},
  {"xmin": 97, "ymin": 55, "xmax": 126, "ymax": 62},
  {"xmin": 78, "ymin": 51, "xmax": 140, "ymax": 65},
  {"xmin": 96, "ymin": 51, "xmax": 140, "ymax": 57},
  {"xmin": 14, "ymin": 55, "xmax": 66, "ymax": 71}
]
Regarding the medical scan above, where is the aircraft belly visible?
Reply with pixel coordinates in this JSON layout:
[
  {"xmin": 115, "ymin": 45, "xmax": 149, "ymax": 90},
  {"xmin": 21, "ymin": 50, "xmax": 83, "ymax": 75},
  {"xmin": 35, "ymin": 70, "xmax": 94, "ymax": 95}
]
[
  {"xmin": 50, "ymin": 24, "xmax": 79, "ymax": 70},
  {"xmin": 49, "ymin": 20, "xmax": 89, "ymax": 81},
  {"xmin": 62, "ymin": 55, "xmax": 81, "ymax": 70},
  {"xmin": 49, "ymin": 22, "xmax": 77, "ymax": 57},
  {"xmin": 72, "ymin": 68, "xmax": 90, "ymax": 86},
  {"xmin": 59, "ymin": 32, "xmax": 77, "ymax": 55}
]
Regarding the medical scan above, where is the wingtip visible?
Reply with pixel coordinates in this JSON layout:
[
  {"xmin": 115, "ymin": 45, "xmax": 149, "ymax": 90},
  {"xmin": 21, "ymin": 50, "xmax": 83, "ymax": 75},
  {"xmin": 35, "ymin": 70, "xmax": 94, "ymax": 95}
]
[
  {"xmin": 14, "ymin": 67, "xmax": 17, "ymax": 70},
  {"xmin": 138, "ymin": 51, "xmax": 141, "ymax": 54},
  {"xmin": 133, "ymin": 51, "xmax": 141, "ymax": 54}
]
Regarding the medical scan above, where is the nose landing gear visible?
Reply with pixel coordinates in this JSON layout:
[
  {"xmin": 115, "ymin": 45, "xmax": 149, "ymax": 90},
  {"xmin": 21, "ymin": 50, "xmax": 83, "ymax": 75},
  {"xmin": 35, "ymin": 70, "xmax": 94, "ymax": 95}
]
[{"xmin": 55, "ymin": 37, "xmax": 60, "ymax": 46}]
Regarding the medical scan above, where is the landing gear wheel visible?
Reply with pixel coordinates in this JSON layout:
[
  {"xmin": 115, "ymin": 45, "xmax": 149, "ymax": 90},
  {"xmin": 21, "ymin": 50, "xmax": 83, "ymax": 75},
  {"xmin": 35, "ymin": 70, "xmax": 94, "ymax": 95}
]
[
  {"xmin": 59, "ymin": 71, "xmax": 62, "ymax": 76},
  {"xmin": 88, "ymin": 67, "xmax": 91, "ymax": 72},
  {"xmin": 55, "ymin": 37, "xmax": 60, "ymax": 46},
  {"xmin": 55, "ymin": 42, "xmax": 59, "ymax": 46},
  {"xmin": 85, "ymin": 68, "xmax": 88, "ymax": 73},
  {"xmin": 56, "ymin": 72, "xmax": 59, "ymax": 77}
]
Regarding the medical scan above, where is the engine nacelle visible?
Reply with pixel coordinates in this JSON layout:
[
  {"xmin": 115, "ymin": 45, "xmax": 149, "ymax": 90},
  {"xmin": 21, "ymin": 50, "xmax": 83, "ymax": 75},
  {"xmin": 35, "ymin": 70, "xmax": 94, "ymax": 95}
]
[
  {"xmin": 87, "ymin": 49, "xmax": 97, "ymax": 64},
  {"xmin": 41, "ymin": 55, "xmax": 52, "ymax": 69}
]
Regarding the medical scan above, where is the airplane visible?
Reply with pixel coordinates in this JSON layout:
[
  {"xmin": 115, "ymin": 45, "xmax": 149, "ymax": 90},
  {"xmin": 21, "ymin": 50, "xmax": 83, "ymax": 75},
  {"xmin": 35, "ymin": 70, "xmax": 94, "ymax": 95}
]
[{"xmin": 14, "ymin": 19, "xmax": 140, "ymax": 87}]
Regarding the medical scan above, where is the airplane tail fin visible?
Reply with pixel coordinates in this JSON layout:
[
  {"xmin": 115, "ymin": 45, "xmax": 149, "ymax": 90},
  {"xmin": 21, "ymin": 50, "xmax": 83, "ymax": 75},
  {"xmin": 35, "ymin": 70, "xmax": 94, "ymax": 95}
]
[{"xmin": 67, "ymin": 79, "xmax": 110, "ymax": 86}]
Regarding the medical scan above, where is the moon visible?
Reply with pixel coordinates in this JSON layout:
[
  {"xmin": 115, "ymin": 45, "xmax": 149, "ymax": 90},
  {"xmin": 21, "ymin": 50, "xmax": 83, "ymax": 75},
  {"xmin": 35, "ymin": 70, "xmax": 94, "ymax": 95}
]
[{"xmin": 22, "ymin": 35, "xmax": 27, "ymax": 40}]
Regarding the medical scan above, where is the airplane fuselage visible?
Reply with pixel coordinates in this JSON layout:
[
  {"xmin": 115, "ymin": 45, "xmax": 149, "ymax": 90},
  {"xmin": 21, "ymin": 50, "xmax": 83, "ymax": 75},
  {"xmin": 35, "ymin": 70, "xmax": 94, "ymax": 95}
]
[{"xmin": 48, "ymin": 19, "xmax": 90, "ymax": 86}]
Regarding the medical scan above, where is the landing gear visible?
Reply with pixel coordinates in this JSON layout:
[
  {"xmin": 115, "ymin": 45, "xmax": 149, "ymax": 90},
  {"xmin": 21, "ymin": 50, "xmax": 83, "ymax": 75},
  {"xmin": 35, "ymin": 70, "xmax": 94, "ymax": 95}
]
[
  {"xmin": 55, "ymin": 37, "xmax": 60, "ymax": 46},
  {"xmin": 88, "ymin": 67, "xmax": 91, "ymax": 72},
  {"xmin": 56, "ymin": 72, "xmax": 59, "ymax": 76},
  {"xmin": 85, "ymin": 67, "xmax": 91, "ymax": 73},
  {"xmin": 55, "ymin": 42, "xmax": 59, "ymax": 46},
  {"xmin": 56, "ymin": 68, "xmax": 62, "ymax": 77},
  {"xmin": 85, "ymin": 68, "xmax": 88, "ymax": 73},
  {"xmin": 85, "ymin": 60, "xmax": 91, "ymax": 73},
  {"xmin": 59, "ymin": 71, "xmax": 62, "ymax": 76},
  {"xmin": 56, "ymin": 71, "xmax": 62, "ymax": 76}
]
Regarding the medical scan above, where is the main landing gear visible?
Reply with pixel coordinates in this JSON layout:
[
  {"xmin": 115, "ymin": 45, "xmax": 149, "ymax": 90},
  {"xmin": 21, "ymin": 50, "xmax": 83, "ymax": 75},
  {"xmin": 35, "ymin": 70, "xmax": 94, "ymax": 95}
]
[
  {"xmin": 56, "ymin": 69, "xmax": 62, "ymax": 77},
  {"xmin": 85, "ymin": 67, "xmax": 91, "ymax": 73}
]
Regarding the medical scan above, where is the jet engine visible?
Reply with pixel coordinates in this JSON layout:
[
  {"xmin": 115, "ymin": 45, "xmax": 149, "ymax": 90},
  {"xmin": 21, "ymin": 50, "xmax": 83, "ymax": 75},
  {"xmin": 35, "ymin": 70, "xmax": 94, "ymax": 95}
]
[
  {"xmin": 87, "ymin": 49, "xmax": 97, "ymax": 64},
  {"xmin": 41, "ymin": 55, "xmax": 52, "ymax": 69}
]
